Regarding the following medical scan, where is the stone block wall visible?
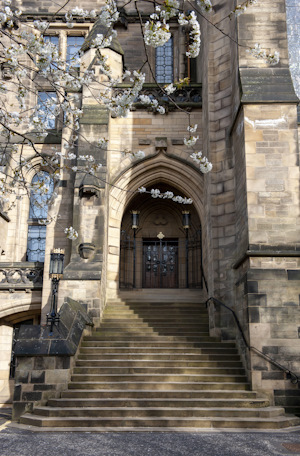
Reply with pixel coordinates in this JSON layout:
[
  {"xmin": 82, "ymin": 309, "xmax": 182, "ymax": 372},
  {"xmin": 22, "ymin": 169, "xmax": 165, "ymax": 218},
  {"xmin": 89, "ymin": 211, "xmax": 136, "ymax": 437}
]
[
  {"xmin": 233, "ymin": 258, "xmax": 300, "ymax": 414},
  {"xmin": 13, "ymin": 354, "xmax": 72, "ymax": 420},
  {"xmin": 12, "ymin": 297, "xmax": 93, "ymax": 420}
]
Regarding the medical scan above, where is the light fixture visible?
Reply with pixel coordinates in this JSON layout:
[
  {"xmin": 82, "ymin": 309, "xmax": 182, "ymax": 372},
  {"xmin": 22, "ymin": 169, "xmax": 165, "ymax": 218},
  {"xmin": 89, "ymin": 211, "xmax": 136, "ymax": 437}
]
[
  {"xmin": 47, "ymin": 248, "xmax": 65, "ymax": 333},
  {"xmin": 49, "ymin": 248, "xmax": 65, "ymax": 279},
  {"xmin": 131, "ymin": 210, "xmax": 140, "ymax": 230},
  {"xmin": 182, "ymin": 211, "xmax": 190, "ymax": 230}
]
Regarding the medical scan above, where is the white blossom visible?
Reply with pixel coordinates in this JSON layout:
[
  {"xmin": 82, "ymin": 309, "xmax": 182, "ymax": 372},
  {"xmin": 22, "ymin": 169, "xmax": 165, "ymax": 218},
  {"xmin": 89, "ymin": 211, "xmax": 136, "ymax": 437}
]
[
  {"xmin": 132, "ymin": 150, "xmax": 145, "ymax": 160},
  {"xmin": 247, "ymin": 43, "xmax": 280, "ymax": 65},
  {"xmin": 163, "ymin": 191, "xmax": 174, "ymax": 199},
  {"xmin": 144, "ymin": 21, "xmax": 171, "ymax": 48},
  {"xmin": 164, "ymin": 83, "xmax": 176, "ymax": 95},
  {"xmin": 196, "ymin": 0, "xmax": 213, "ymax": 13},
  {"xmin": 151, "ymin": 188, "xmax": 161, "ymax": 198},
  {"xmin": 190, "ymin": 151, "xmax": 213, "ymax": 174},
  {"xmin": 184, "ymin": 136, "xmax": 199, "ymax": 147},
  {"xmin": 232, "ymin": 0, "xmax": 257, "ymax": 17},
  {"xmin": 157, "ymin": 106, "xmax": 165, "ymax": 114},
  {"xmin": 97, "ymin": 138, "xmax": 108, "ymax": 149},
  {"xmin": 187, "ymin": 124, "xmax": 198, "ymax": 133},
  {"xmin": 64, "ymin": 226, "xmax": 78, "ymax": 240},
  {"xmin": 33, "ymin": 20, "xmax": 48, "ymax": 32}
]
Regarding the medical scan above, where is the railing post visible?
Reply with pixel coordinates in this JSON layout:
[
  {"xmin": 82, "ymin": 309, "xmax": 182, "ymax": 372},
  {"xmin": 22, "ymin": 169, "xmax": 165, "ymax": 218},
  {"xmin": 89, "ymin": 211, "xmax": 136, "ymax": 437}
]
[
  {"xmin": 185, "ymin": 229, "xmax": 189, "ymax": 288},
  {"xmin": 133, "ymin": 228, "xmax": 136, "ymax": 288}
]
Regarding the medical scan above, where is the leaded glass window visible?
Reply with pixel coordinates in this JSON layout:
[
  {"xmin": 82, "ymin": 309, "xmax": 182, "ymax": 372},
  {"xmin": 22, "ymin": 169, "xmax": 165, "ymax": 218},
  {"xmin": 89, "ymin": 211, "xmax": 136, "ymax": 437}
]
[
  {"xmin": 286, "ymin": 0, "xmax": 300, "ymax": 97},
  {"xmin": 37, "ymin": 92, "xmax": 57, "ymax": 129},
  {"xmin": 27, "ymin": 172, "xmax": 54, "ymax": 262},
  {"xmin": 67, "ymin": 36, "xmax": 85, "ymax": 66},
  {"xmin": 155, "ymin": 37, "xmax": 174, "ymax": 83},
  {"xmin": 27, "ymin": 226, "xmax": 47, "ymax": 262}
]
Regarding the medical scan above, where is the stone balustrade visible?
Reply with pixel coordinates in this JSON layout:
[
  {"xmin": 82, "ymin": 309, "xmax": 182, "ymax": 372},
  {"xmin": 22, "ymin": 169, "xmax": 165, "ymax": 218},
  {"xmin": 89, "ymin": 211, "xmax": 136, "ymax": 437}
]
[{"xmin": 0, "ymin": 263, "xmax": 43, "ymax": 292}]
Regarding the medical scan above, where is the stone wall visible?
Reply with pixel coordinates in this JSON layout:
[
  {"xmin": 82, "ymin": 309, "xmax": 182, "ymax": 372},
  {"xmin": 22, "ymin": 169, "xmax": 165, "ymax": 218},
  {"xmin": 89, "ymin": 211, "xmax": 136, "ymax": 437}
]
[{"xmin": 12, "ymin": 298, "xmax": 93, "ymax": 420}]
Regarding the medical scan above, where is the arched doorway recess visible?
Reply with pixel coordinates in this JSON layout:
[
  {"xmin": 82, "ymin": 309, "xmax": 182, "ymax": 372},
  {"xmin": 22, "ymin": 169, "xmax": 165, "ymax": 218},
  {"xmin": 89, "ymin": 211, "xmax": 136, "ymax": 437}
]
[
  {"xmin": 106, "ymin": 155, "xmax": 206, "ymax": 299},
  {"xmin": 120, "ymin": 185, "xmax": 203, "ymax": 289}
]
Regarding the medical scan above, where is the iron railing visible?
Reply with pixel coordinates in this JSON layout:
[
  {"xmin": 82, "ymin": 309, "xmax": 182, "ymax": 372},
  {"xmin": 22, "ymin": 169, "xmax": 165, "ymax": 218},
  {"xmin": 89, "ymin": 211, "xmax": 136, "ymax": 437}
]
[{"xmin": 206, "ymin": 296, "xmax": 299, "ymax": 385}]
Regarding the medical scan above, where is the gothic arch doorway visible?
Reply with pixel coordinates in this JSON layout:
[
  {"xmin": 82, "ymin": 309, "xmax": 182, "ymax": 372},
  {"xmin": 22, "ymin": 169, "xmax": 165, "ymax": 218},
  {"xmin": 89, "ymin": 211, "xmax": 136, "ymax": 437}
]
[{"xmin": 119, "ymin": 184, "xmax": 203, "ymax": 289}]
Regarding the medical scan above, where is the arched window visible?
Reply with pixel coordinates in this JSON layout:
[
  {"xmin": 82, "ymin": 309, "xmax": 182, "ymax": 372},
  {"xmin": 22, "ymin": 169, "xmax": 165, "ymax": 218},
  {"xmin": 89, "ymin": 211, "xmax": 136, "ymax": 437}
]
[
  {"xmin": 155, "ymin": 37, "xmax": 174, "ymax": 83},
  {"xmin": 26, "ymin": 171, "xmax": 54, "ymax": 262}
]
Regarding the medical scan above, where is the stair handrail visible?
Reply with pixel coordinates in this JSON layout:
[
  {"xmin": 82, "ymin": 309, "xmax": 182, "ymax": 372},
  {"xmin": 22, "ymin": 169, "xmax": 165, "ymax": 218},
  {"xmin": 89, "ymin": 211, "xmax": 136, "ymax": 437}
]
[{"xmin": 206, "ymin": 296, "xmax": 299, "ymax": 385}]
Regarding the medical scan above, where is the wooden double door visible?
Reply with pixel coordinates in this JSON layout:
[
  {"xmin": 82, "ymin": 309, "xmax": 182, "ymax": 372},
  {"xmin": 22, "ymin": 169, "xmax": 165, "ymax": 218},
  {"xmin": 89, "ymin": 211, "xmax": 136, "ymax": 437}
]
[{"xmin": 143, "ymin": 239, "xmax": 178, "ymax": 288}]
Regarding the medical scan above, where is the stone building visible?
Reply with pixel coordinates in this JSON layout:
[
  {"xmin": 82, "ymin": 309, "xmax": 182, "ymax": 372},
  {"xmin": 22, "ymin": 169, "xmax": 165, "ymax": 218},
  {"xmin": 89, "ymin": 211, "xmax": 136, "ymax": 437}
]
[{"xmin": 0, "ymin": 0, "xmax": 299, "ymax": 428}]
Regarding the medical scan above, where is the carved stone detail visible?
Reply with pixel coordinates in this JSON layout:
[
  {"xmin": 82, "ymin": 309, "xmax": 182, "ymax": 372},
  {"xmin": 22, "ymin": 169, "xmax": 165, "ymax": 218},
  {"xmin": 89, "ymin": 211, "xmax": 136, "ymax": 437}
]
[
  {"xmin": 0, "ymin": 264, "xmax": 43, "ymax": 290},
  {"xmin": 79, "ymin": 243, "xmax": 96, "ymax": 259}
]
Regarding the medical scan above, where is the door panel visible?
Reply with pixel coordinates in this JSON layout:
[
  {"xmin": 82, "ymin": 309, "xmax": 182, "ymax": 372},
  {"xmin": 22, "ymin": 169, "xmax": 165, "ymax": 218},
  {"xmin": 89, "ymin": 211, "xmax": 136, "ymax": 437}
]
[{"xmin": 143, "ymin": 239, "xmax": 178, "ymax": 288}]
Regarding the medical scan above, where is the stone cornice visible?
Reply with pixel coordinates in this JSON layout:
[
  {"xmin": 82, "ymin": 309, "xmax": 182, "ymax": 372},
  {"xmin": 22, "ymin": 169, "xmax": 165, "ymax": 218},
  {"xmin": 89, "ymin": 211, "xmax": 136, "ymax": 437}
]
[{"xmin": 233, "ymin": 249, "xmax": 300, "ymax": 270}]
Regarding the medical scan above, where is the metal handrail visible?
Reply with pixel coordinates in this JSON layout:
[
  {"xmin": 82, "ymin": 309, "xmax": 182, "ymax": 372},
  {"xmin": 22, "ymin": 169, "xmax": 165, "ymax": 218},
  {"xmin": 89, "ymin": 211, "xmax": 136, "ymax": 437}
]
[{"xmin": 206, "ymin": 296, "xmax": 299, "ymax": 385}]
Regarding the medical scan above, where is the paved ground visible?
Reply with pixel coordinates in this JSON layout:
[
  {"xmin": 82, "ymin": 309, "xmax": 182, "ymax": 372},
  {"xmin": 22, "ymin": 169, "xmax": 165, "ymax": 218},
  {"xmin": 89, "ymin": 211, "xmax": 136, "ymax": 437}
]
[{"xmin": 1, "ymin": 411, "xmax": 300, "ymax": 456}]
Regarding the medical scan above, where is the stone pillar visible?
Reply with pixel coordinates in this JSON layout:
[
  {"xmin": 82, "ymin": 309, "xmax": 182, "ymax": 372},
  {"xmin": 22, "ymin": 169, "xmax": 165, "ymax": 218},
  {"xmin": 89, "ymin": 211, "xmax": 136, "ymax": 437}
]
[{"xmin": 59, "ymin": 40, "xmax": 124, "ymax": 323}]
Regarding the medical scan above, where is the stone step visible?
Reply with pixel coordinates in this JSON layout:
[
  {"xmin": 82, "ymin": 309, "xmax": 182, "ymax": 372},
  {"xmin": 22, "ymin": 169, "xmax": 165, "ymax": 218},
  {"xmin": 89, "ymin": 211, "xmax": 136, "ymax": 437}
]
[
  {"xmin": 20, "ymin": 299, "xmax": 299, "ymax": 431},
  {"xmin": 107, "ymin": 301, "xmax": 207, "ymax": 306},
  {"xmin": 103, "ymin": 312, "xmax": 209, "ymax": 318},
  {"xmin": 101, "ymin": 312, "xmax": 209, "ymax": 325},
  {"xmin": 48, "ymin": 398, "xmax": 270, "ymax": 408},
  {"xmin": 93, "ymin": 330, "xmax": 210, "ymax": 336},
  {"xmin": 104, "ymin": 304, "xmax": 208, "ymax": 310},
  {"xmin": 79, "ymin": 347, "xmax": 239, "ymax": 354},
  {"xmin": 31, "ymin": 406, "xmax": 284, "ymax": 419},
  {"xmin": 75, "ymin": 360, "xmax": 244, "ymax": 368},
  {"xmin": 77, "ymin": 353, "xmax": 242, "ymax": 361},
  {"xmin": 100, "ymin": 319, "xmax": 209, "ymax": 326},
  {"xmin": 80, "ymin": 341, "xmax": 236, "ymax": 348},
  {"xmin": 70, "ymin": 373, "xmax": 248, "ymax": 383},
  {"xmin": 68, "ymin": 382, "xmax": 250, "ymax": 391},
  {"xmin": 96, "ymin": 324, "xmax": 210, "ymax": 330},
  {"xmin": 60, "ymin": 389, "xmax": 258, "ymax": 399},
  {"xmin": 20, "ymin": 414, "xmax": 300, "ymax": 429},
  {"xmin": 72, "ymin": 367, "xmax": 246, "ymax": 375},
  {"xmin": 115, "ymin": 292, "xmax": 206, "ymax": 302},
  {"xmin": 83, "ymin": 336, "xmax": 218, "ymax": 342}
]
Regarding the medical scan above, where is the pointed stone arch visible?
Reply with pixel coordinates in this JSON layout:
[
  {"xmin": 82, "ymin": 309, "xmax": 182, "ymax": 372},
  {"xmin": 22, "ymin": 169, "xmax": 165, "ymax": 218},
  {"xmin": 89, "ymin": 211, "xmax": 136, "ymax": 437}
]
[{"xmin": 105, "ymin": 154, "xmax": 206, "ymax": 299}]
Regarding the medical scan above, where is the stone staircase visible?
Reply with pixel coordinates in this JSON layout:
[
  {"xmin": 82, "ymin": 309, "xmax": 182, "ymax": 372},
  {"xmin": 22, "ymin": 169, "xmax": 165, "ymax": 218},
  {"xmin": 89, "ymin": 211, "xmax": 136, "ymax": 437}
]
[{"xmin": 20, "ymin": 300, "xmax": 300, "ymax": 430}]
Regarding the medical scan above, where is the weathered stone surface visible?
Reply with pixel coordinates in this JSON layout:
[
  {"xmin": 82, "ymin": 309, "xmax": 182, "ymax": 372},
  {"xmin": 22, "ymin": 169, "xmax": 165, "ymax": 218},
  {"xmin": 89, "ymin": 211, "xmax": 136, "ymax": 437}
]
[{"xmin": 240, "ymin": 68, "xmax": 299, "ymax": 103}]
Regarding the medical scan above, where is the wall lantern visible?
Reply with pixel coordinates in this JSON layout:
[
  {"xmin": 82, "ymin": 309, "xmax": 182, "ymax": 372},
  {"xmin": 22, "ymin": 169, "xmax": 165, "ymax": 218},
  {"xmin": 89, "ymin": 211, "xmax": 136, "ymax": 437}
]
[
  {"xmin": 182, "ymin": 211, "xmax": 190, "ymax": 230},
  {"xmin": 49, "ymin": 248, "xmax": 65, "ymax": 279},
  {"xmin": 131, "ymin": 210, "xmax": 140, "ymax": 230},
  {"xmin": 47, "ymin": 248, "xmax": 65, "ymax": 333}
]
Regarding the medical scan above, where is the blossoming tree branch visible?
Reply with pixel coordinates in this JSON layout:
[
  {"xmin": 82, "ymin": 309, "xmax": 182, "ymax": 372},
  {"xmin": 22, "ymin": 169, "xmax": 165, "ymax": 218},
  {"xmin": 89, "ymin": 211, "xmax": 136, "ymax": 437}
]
[{"xmin": 0, "ymin": 0, "xmax": 279, "ymax": 239}]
